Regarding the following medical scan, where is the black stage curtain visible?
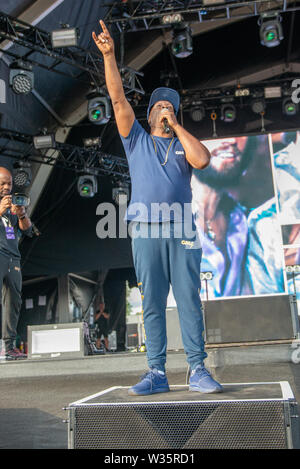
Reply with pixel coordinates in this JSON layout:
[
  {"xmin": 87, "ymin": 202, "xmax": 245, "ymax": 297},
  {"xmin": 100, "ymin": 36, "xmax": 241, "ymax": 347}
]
[{"xmin": 16, "ymin": 278, "xmax": 58, "ymax": 342}]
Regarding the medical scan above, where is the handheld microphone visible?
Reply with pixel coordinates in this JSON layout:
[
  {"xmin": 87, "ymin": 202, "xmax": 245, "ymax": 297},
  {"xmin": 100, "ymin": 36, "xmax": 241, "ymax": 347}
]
[{"xmin": 163, "ymin": 118, "xmax": 171, "ymax": 134}]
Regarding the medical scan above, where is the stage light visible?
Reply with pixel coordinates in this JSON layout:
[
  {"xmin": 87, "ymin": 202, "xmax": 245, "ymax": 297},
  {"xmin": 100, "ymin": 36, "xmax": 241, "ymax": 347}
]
[
  {"xmin": 100, "ymin": 155, "xmax": 115, "ymax": 170},
  {"xmin": 0, "ymin": 78, "xmax": 5, "ymax": 103},
  {"xmin": 286, "ymin": 265, "xmax": 300, "ymax": 273},
  {"xmin": 200, "ymin": 272, "xmax": 213, "ymax": 281},
  {"xmin": 171, "ymin": 26, "xmax": 193, "ymax": 59},
  {"xmin": 112, "ymin": 182, "xmax": 130, "ymax": 205},
  {"xmin": 220, "ymin": 104, "xmax": 236, "ymax": 122},
  {"xmin": 202, "ymin": 0, "xmax": 225, "ymax": 4},
  {"xmin": 83, "ymin": 137, "xmax": 101, "ymax": 147},
  {"xmin": 9, "ymin": 62, "xmax": 34, "ymax": 95},
  {"xmin": 33, "ymin": 134, "xmax": 56, "ymax": 149},
  {"xmin": 51, "ymin": 27, "xmax": 79, "ymax": 48},
  {"xmin": 283, "ymin": 98, "xmax": 298, "ymax": 116},
  {"xmin": 251, "ymin": 99, "xmax": 265, "ymax": 114},
  {"xmin": 88, "ymin": 96, "xmax": 111, "ymax": 125},
  {"xmin": 264, "ymin": 86, "xmax": 282, "ymax": 98},
  {"xmin": 12, "ymin": 161, "xmax": 32, "ymax": 188},
  {"xmin": 161, "ymin": 13, "xmax": 183, "ymax": 25},
  {"xmin": 77, "ymin": 175, "xmax": 98, "ymax": 198},
  {"xmin": 235, "ymin": 88, "xmax": 250, "ymax": 97},
  {"xmin": 190, "ymin": 106, "xmax": 205, "ymax": 122},
  {"xmin": 259, "ymin": 14, "xmax": 283, "ymax": 48}
]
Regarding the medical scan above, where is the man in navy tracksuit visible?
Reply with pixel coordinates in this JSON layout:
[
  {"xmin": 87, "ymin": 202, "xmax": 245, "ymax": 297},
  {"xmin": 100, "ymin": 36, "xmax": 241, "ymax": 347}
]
[{"xmin": 93, "ymin": 20, "xmax": 222, "ymax": 395}]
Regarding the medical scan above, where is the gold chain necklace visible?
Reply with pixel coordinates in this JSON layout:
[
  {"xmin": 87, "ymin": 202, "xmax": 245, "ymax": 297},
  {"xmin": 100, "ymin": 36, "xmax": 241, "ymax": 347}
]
[{"xmin": 150, "ymin": 135, "xmax": 174, "ymax": 166}]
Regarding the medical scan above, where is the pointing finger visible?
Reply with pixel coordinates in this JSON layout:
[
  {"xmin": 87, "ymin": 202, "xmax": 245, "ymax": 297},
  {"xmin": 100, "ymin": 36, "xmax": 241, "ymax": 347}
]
[{"xmin": 100, "ymin": 20, "xmax": 108, "ymax": 33}]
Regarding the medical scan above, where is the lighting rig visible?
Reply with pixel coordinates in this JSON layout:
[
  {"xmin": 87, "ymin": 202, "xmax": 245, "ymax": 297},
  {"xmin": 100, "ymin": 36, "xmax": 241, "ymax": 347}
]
[
  {"xmin": 112, "ymin": 181, "xmax": 130, "ymax": 205},
  {"xmin": 77, "ymin": 172, "xmax": 98, "ymax": 198},
  {"xmin": 12, "ymin": 160, "xmax": 32, "ymax": 188},
  {"xmin": 171, "ymin": 24, "xmax": 193, "ymax": 58},
  {"xmin": 286, "ymin": 265, "xmax": 300, "ymax": 297},
  {"xmin": 104, "ymin": 0, "xmax": 300, "ymax": 32},
  {"xmin": 0, "ymin": 127, "xmax": 130, "ymax": 183},
  {"xmin": 259, "ymin": 11, "xmax": 284, "ymax": 47},
  {"xmin": 0, "ymin": 12, "xmax": 144, "ymax": 97},
  {"xmin": 130, "ymin": 78, "xmax": 300, "ymax": 126},
  {"xmin": 87, "ymin": 90, "xmax": 111, "ymax": 125},
  {"xmin": 1, "ymin": 76, "xmax": 298, "ymax": 191},
  {"xmin": 9, "ymin": 60, "xmax": 34, "ymax": 94}
]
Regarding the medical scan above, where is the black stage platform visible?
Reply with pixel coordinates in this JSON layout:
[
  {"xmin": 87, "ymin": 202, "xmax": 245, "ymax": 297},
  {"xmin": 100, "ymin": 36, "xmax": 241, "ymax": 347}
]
[{"xmin": 67, "ymin": 382, "xmax": 299, "ymax": 449}]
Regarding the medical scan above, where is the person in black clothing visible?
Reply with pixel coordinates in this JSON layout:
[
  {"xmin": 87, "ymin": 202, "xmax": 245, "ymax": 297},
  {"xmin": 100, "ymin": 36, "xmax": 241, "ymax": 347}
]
[
  {"xmin": 94, "ymin": 302, "xmax": 110, "ymax": 351},
  {"xmin": 0, "ymin": 167, "xmax": 33, "ymax": 359}
]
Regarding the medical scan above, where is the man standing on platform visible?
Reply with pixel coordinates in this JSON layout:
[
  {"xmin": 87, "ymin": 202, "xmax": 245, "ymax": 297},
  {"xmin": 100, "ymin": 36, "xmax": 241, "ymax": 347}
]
[
  {"xmin": 0, "ymin": 167, "xmax": 32, "ymax": 359},
  {"xmin": 92, "ymin": 21, "xmax": 222, "ymax": 395}
]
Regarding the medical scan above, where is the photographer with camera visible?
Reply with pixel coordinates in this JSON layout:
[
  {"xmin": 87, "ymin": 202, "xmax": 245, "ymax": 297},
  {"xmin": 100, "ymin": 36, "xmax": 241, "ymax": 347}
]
[{"xmin": 0, "ymin": 167, "xmax": 33, "ymax": 359}]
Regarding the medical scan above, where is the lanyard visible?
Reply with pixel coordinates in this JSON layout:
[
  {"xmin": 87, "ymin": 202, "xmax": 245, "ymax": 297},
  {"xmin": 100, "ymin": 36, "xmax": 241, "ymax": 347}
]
[{"xmin": 1, "ymin": 214, "xmax": 12, "ymax": 228}]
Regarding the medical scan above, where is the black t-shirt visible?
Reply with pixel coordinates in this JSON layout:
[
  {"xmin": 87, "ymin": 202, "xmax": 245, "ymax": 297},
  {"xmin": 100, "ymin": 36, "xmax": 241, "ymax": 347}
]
[
  {"xmin": 95, "ymin": 311, "xmax": 109, "ymax": 336},
  {"xmin": 0, "ymin": 210, "xmax": 33, "ymax": 259}
]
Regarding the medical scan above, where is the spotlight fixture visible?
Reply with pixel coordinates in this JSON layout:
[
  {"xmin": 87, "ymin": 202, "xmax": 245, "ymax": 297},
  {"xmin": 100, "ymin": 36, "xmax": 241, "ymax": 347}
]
[
  {"xmin": 286, "ymin": 265, "xmax": 300, "ymax": 273},
  {"xmin": 220, "ymin": 104, "xmax": 236, "ymax": 123},
  {"xmin": 264, "ymin": 86, "xmax": 282, "ymax": 98},
  {"xmin": 12, "ymin": 161, "xmax": 32, "ymax": 188},
  {"xmin": 283, "ymin": 98, "xmax": 298, "ymax": 116},
  {"xmin": 33, "ymin": 134, "xmax": 56, "ymax": 149},
  {"xmin": 88, "ymin": 95, "xmax": 111, "ymax": 125},
  {"xmin": 100, "ymin": 155, "xmax": 115, "ymax": 170},
  {"xmin": 202, "ymin": 0, "xmax": 225, "ymax": 4},
  {"xmin": 9, "ymin": 61, "xmax": 34, "ymax": 95},
  {"xmin": 51, "ymin": 27, "xmax": 79, "ymax": 48},
  {"xmin": 200, "ymin": 272, "xmax": 213, "ymax": 281},
  {"xmin": 171, "ymin": 25, "xmax": 193, "ymax": 59},
  {"xmin": 112, "ymin": 182, "xmax": 130, "ymax": 205},
  {"xmin": 77, "ymin": 175, "xmax": 98, "ymax": 198},
  {"xmin": 189, "ymin": 106, "xmax": 205, "ymax": 122},
  {"xmin": 235, "ymin": 88, "xmax": 250, "ymax": 97},
  {"xmin": 251, "ymin": 99, "xmax": 266, "ymax": 114},
  {"xmin": 259, "ymin": 13, "xmax": 283, "ymax": 48},
  {"xmin": 83, "ymin": 137, "xmax": 101, "ymax": 147},
  {"xmin": 161, "ymin": 13, "xmax": 183, "ymax": 25}
]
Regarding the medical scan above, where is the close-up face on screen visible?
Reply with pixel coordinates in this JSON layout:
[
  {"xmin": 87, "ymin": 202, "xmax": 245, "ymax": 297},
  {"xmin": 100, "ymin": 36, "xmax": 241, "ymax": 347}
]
[
  {"xmin": 270, "ymin": 131, "xmax": 300, "ymax": 300},
  {"xmin": 190, "ymin": 132, "xmax": 294, "ymax": 300}
]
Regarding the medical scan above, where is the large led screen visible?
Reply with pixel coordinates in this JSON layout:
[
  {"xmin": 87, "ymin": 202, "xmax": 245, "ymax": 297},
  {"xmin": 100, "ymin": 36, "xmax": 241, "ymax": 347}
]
[{"xmin": 190, "ymin": 132, "xmax": 300, "ymax": 301}]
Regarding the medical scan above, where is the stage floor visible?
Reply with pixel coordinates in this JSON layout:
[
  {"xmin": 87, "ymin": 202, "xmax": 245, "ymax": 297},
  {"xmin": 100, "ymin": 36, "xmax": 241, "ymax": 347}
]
[{"xmin": 0, "ymin": 347, "xmax": 300, "ymax": 449}]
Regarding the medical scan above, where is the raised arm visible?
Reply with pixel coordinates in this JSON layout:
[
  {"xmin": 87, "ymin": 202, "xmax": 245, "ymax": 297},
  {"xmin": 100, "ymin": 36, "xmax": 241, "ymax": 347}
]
[{"xmin": 92, "ymin": 20, "xmax": 135, "ymax": 137}]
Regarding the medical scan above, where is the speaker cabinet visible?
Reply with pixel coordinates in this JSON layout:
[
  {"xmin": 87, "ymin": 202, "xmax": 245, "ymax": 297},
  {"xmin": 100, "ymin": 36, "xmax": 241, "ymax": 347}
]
[
  {"xmin": 203, "ymin": 294, "xmax": 299, "ymax": 344},
  {"xmin": 166, "ymin": 294, "xmax": 299, "ymax": 347},
  {"xmin": 67, "ymin": 382, "xmax": 300, "ymax": 449}
]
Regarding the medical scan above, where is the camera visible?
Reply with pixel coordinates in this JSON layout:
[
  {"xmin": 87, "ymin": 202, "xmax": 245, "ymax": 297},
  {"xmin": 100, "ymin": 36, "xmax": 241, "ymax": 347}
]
[{"xmin": 12, "ymin": 193, "xmax": 30, "ymax": 207}]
